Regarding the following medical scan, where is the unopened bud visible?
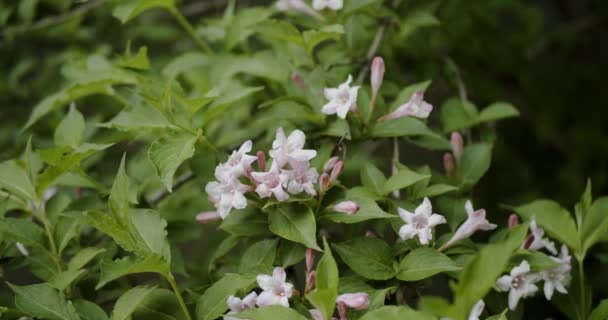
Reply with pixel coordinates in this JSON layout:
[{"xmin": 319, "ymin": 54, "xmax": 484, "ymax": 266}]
[
  {"xmin": 256, "ymin": 151, "xmax": 266, "ymax": 172},
  {"xmin": 522, "ymin": 234, "xmax": 535, "ymax": 249},
  {"xmin": 450, "ymin": 132, "xmax": 464, "ymax": 164},
  {"xmin": 329, "ymin": 161, "xmax": 344, "ymax": 183},
  {"xmin": 508, "ymin": 214, "xmax": 520, "ymax": 229},
  {"xmin": 333, "ymin": 201, "xmax": 360, "ymax": 215},
  {"xmin": 306, "ymin": 248, "xmax": 315, "ymax": 272},
  {"xmin": 291, "ymin": 72, "xmax": 306, "ymax": 91},
  {"xmin": 323, "ymin": 156, "xmax": 340, "ymax": 173},
  {"xmin": 309, "ymin": 309, "xmax": 324, "ymax": 320},
  {"xmin": 319, "ymin": 173, "xmax": 330, "ymax": 194},
  {"xmin": 336, "ymin": 293, "xmax": 370, "ymax": 311},
  {"xmin": 196, "ymin": 211, "xmax": 222, "ymax": 224},
  {"xmin": 306, "ymin": 270, "xmax": 316, "ymax": 292},
  {"xmin": 443, "ymin": 152, "xmax": 454, "ymax": 177},
  {"xmin": 370, "ymin": 57, "xmax": 385, "ymax": 103},
  {"xmin": 15, "ymin": 242, "xmax": 29, "ymax": 257},
  {"xmin": 337, "ymin": 301, "xmax": 348, "ymax": 320},
  {"xmin": 365, "ymin": 230, "xmax": 377, "ymax": 238}
]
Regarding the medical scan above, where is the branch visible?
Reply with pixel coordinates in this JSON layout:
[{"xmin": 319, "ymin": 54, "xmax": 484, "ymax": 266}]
[{"xmin": 146, "ymin": 171, "xmax": 196, "ymax": 206}]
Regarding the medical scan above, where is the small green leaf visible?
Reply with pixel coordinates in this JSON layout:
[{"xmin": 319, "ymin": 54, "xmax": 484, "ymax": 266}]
[
  {"xmin": 323, "ymin": 193, "xmax": 394, "ymax": 224},
  {"xmin": 370, "ymin": 117, "xmax": 433, "ymax": 138},
  {"xmin": 398, "ymin": 10, "xmax": 440, "ymax": 42},
  {"xmin": 477, "ymin": 102, "xmax": 519, "ymax": 122},
  {"xmin": 302, "ymin": 25, "xmax": 344, "ymax": 54},
  {"xmin": 54, "ymin": 214, "xmax": 84, "ymax": 254},
  {"xmin": 49, "ymin": 269, "xmax": 87, "ymax": 291},
  {"xmin": 307, "ymin": 238, "xmax": 339, "ymax": 320},
  {"xmin": 0, "ymin": 217, "xmax": 45, "ymax": 246},
  {"xmin": 67, "ymin": 247, "xmax": 106, "ymax": 270},
  {"xmin": 97, "ymin": 255, "xmax": 169, "ymax": 289},
  {"xmin": 306, "ymin": 289, "xmax": 337, "ymax": 320},
  {"xmin": 111, "ymin": 285, "xmax": 157, "ymax": 320},
  {"xmin": 323, "ymin": 119, "xmax": 351, "ymax": 140},
  {"xmin": 360, "ymin": 163, "xmax": 387, "ymax": 195},
  {"xmin": 85, "ymin": 211, "xmax": 141, "ymax": 256},
  {"xmin": 239, "ymin": 238, "xmax": 278, "ymax": 273},
  {"xmin": 220, "ymin": 208, "xmax": 270, "ymax": 236},
  {"xmin": 54, "ymin": 104, "xmax": 85, "ymax": 149},
  {"xmin": 73, "ymin": 299, "xmax": 109, "ymax": 320},
  {"xmin": 109, "ymin": 155, "xmax": 132, "ymax": 221},
  {"xmin": 417, "ymin": 184, "xmax": 458, "ymax": 198},
  {"xmin": 102, "ymin": 103, "xmax": 172, "ymax": 131},
  {"xmin": 9, "ymin": 283, "xmax": 80, "ymax": 320},
  {"xmin": 277, "ymin": 241, "xmax": 306, "ymax": 267},
  {"xmin": 225, "ymin": 8, "xmax": 273, "ymax": 50},
  {"xmin": 0, "ymin": 160, "xmax": 37, "ymax": 202},
  {"xmin": 333, "ymin": 238, "xmax": 396, "ymax": 280},
  {"xmin": 440, "ymin": 98, "xmax": 479, "ymax": 133},
  {"xmin": 132, "ymin": 288, "xmax": 186, "ymax": 320},
  {"xmin": 397, "ymin": 247, "xmax": 461, "ymax": 281},
  {"xmin": 460, "ymin": 143, "xmax": 492, "ymax": 188},
  {"xmin": 149, "ymin": 132, "xmax": 198, "ymax": 192},
  {"xmin": 113, "ymin": 0, "xmax": 175, "ymax": 24},
  {"xmin": 195, "ymin": 273, "xmax": 256, "ymax": 320},
  {"xmin": 486, "ymin": 309, "xmax": 508, "ymax": 320},
  {"xmin": 233, "ymin": 305, "xmax": 309, "ymax": 320},
  {"xmin": 589, "ymin": 299, "xmax": 608, "ymax": 320},
  {"xmin": 120, "ymin": 46, "xmax": 150, "ymax": 70},
  {"xmin": 382, "ymin": 166, "xmax": 430, "ymax": 195},
  {"xmin": 129, "ymin": 209, "xmax": 171, "ymax": 261},
  {"xmin": 268, "ymin": 205, "xmax": 321, "ymax": 251},
  {"xmin": 581, "ymin": 197, "xmax": 608, "ymax": 254},
  {"xmin": 359, "ymin": 305, "xmax": 435, "ymax": 320},
  {"xmin": 509, "ymin": 250, "xmax": 559, "ymax": 271}
]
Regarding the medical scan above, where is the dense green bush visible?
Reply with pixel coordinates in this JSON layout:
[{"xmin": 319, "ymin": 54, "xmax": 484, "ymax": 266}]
[{"xmin": 1, "ymin": 1, "xmax": 607, "ymax": 319}]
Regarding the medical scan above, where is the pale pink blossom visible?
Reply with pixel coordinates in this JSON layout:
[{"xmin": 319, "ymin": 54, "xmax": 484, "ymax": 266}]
[
  {"xmin": 306, "ymin": 248, "xmax": 315, "ymax": 272},
  {"xmin": 323, "ymin": 156, "xmax": 340, "ymax": 173},
  {"xmin": 508, "ymin": 214, "xmax": 520, "ymax": 228},
  {"xmin": 222, "ymin": 140, "xmax": 257, "ymax": 179},
  {"xmin": 496, "ymin": 260, "xmax": 540, "ymax": 310},
  {"xmin": 450, "ymin": 132, "xmax": 464, "ymax": 164},
  {"xmin": 370, "ymin": 57, "xmax": 385, "ymax": 104},
  {"xmin": 443, "ymin": 152, "xmax": 454, "ymax": 177},
  {"xmin": 269, "ymin": 128, "xmax": 317, "ymax": 167},
  {"xmin": 319, "ymin": 172, "xmax": 330, "ymax": 194},
  {"xmin": 251, "ymin": 162, "xmax": 289, "ymax": 201},
  {"xmin": 225, "ymin": 292, "xmax": 257, "ymax": 320},
  {"xmin": 283, "ymin": 162, "xmax": 318, "ymax": 196},
  {"xmin": 312, "ymin": 0, "xmax": 343, "ymax": 11},
  {"xmin": 195, "ymin": 211, "xmax": 222, "ymax": 224},
  {"xmin": 541, "ymin": 245, "xmax": 571, "ymax": 300},
  {"xmin": 322, "ymin": 75, "xmax": 360, "ymax": 119},
  {"xmin": 336, "ymin": 293, "xmax": 369, "ymax": 310},
  {"xmin": 256, "ymin": 267, "xmax": 294, "ymax": 307},
  {"xmin": 468, "ymin": 300, "xmax": 485, "ymax": 320},
  {"xmin": 333, "ymin": 201, "xmax": 360, "ymax": 215},
  {"xmin": 205, "ymin": 177, "xmax": 250, "ymax": 219},
  {"xmin": 329, "ymin": 160, "xmax": 344, "ymax": 183},
  {"xmin": 398, "ymin": 198, "xmax": 446, "ymax": 245},
  {"xmin": 526, "ymin": 218, "xmax": 557, "ymax": 254},
  {"xmin": 276, "ymin": 0, "xmax": 323, "ymax": 19},
  {"xmin": 378, "ymin": 91, "xmax": 432, "ymax": 121},
  {"xmin": 256, "ymin": 151, "xmax": 266, "ymax": 172},
  {"xmin": 439, "ymin": 200, "xmax": 496, "ymax": 251}
]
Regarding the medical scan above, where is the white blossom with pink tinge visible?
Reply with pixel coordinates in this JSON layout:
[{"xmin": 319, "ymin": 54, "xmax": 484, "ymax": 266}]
[
  {"xmin": 370, "ymin": 57, "xmax": 385, "ymax": 104},
  {"xmin": 322, "ymin": 75, "xmax": 360, "ymax": 119},
  {"xmin": 256, "ymin": 267, "xmax": 294, "ymax": 307},
  {"xmin": 336, "ymin": 292, "xmax": 369, "ymax": 310},
  {"xmin": 333, "ymin": 201, "xmax": 360, "ymax": 215},
  {"xmin": 269, "ymin": 128, "xmax": 317, "ymax": 167},
  {"xmin": 251, "ymin": 162, "xmax": 289, "ymax": 201},
  {"xmin": 283, "ymin": 162, "xmax": 319, "ymax": 196},
  {"xmin": 379, "ymin": 91, "xmax": 433, "ymax": 121},
  {"xmin": 541, "ymin": 245, "xmax": 571, "ymax": 300},
  {"xmin": 276, "ymin": 0, "xmax": 324, "ymax": 19},
  {"xmin": 205, "ymin": 174, "xmax": 250, "ymax": 219},
  {"xmin": 439, "ymin": 200, "xmax": 496, "ymax": 251},
  {"xmin": 496, "ymin": 260, "xmax": 540, "ymax": 310},
  {"xmin": 398, "ymin": 198, "xmax": 446, "ymax": 245},
  {"xmin": 313, "ymin": 0, "xmax": 343, "ymax": 11},
  {"xmin": 224, "ymin": 292, "xmax": 257, "ymax": 320},
  {"xmin": 527, "ymin": 218, "xmax": 557, "ymax": 255}
]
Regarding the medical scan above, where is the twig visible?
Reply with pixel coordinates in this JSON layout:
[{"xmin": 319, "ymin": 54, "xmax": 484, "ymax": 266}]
[
  {"xmin": 168, "ymin": 7, "xmax": 214, "ymax": 54},
  {"xmin": 147, "ymin": 171, "xmax": 196, "ymax": 206},
  {"xmin": 1, "ymin": 0, "xmax": 107, "ymax": 39}
]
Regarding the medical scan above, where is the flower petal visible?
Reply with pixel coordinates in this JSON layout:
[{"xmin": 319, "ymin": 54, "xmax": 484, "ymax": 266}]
[
  {"xmin": 256, "ymin": 274, "xmax": 275, "ymax": 292},
  {"xmin": 398, "ymin": 207, "xmax": 414, "ymax": 223},
  {"xmin": 496, "ymin": 275, "xmax": 512, "ymax": 291},
  {"xmin": 398, "ymin": 224, "xmax": 417, "ymax": 241},
  {"xmin": 428, "ymin": 214, "xmax": 446, "ymax": 227},
  {"xmin": 415, "ymin": 197, "xmax": 433, "ymax": 216}
]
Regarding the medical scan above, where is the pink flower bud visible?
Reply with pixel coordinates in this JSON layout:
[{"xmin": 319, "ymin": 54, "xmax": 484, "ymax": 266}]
[
  {"xmin": 370, "ymin": 57, "xmax": 385, "ymax": 103},
  {"xmin": 333, "ymin": 201, "xmax": 360, "ymax": 215},
  {"xmin": 329, "ymin": 161, "xmax": 344, "ymax": 183},
  {"xmin": 256, "ymin": 151, "xmax": 266, "ymax": 172},
  {"xmin": 309, "ymin": 309, "xmax": 324, "ymax": 320},
  {"xmin": 450, "ymin": 132, "xmax": 464, "ymax": 164},
  {"xmin": 337, "ymin": 293, "xmax": 369, "ymax": 310},
  {"xmin": 323, "ymin": 156, "xmax": 340, "ymax": 173},
  {"xmin": 306, "ymin": 248, "xmax": 315, "ymax": 272},
  {"xmin": 319, "ymin": 172, "xmax": 330, "ymax": 194},
  {"xmin": 443, "ymin": 152, "xmax": 454, "ymax": 177},
  {"xmin": 195, "ymin": 211, "xmax": 222, "ymax": 224},
  {"xmin": 365, "ymin": 230, "xmax": 376, "ymax": 238},
  {"xmin": 306, "ymin": 270, "xmax": 316, "ymax": 292},
  {"xmin": 291, "ymin": 72, "xmax": 306, "ymax": 91},
  {"xmin": 337, "ymin": 301, "xmax": 348, "ymax": 320},
  {"xmin": 508, "ymin": 214, "xmax": 520, "ymax": 229},
  {"xmin": 522, "ymin": 233, "xmax": 535, "ymax": 249}
]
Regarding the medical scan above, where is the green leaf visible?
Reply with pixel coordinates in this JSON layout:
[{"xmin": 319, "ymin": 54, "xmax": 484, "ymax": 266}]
[
  {"xmin": 417, "ymin": 184, "xmax": 458, "ymax": 198},
  {"xmin": 0, "ymin": 160, "xmax": 37, "ymax": 202},
  {"xmin": 268, "ymin": 205, "xmax": 321, "ymax": 251},
  {"xmin": 581, "ymin": 197, "xmax": 608, "ymax": 255},
  {"xmin": 306, "ymin": 289, "xmax": 337, "ymax": 320},
  {"xmin": 323, "ymin": 119, "xmax": 351, "ymax": 140},
  {"xmin": 323, "ymin": 193, "xmax": 394, "ymax": 224},
  {"xmin": 513, "ymin": 200, "xmax": 579, "ymax": 253},
  {"xmin": 307, "ymin": 238, "xmax": 338, "ymax": 320},
  {"xmin": 111, "ymin": 285, "xmax": 157, "ymax": 320},
  {"xmin": 233, "ymin": 305, "xmax": 308, "ymax": 320},
  {"xmin": 132, "ymin": 288, "xmax": 186, "ymax": 320},
  {"xmin": 460, "ymin": 143, "xmax": 492, "ymax": 188},
  {"xmin": 97, "ymin": 255, "xmax": 169, "ymax": 289},
  {"xmin": 84, "ymin": 211, "xmax": 141, "ymax": 256},
  {"xmin": 440, "ymin": 98, "xmax": 479, "ymax": 133},
  {"xmin": 73, "ymin": 299, "xmax": 109, "ymax": 320},
  {"xmin": 220, "ymin": 208, "xmax": 270, "ymax": 236},
  {"xmin": 195, "ymin": 273, "xmax": 256, "ymax": 320},
  {"xmin": 360, "ymin": 163, "xmax": 387, "ymax": 195},
  {"xmin": 109, "ymin": 155, "xmax": 132, "ymax": 222},
  {"xmin": 589, "ymin": 299, "xmax": 608, "ymax": 320},
  {"xmin": 477, "ymin": 102, "xmax": 519, "ymax": 123},
  {"xmin": 486, "ymin": 310, "xmax": 508, "ymax": 320},
  {"xmin": 359, "ymin": 306, "xmax": 435, "ymax": 320},
  {"xmin": 162, "ymin": 52, "xmax": 210, "ymax": 78},
  {"xmin": 55, "ymin": 214, "xmax": 84, "ymax": 254},
  {"xmin": 9, "ymin": 283, "xmax": 80, "ymax": 320},
  {"xmin": 113, "ymin": 0, "xmax": 175, "ymax": 23},
  {"xmin": 277, "ymin": 241, "xmax": 306, "ymax": 267},
  {"xmin": 225, "ymin": 7, "xmax": 273, "ymax": 50},
  {"xmin": 120, "ymin": 46, "xmax": 150, "ymax": 70},
  {"xmin": 129, "ymin": 209, "xmax": 171, "ymax": 261},
  {"xmin": 49, "ymin": 269, "xmax": 87, "ymax": 291},
  {"xmin": 397, "ymin": 247, "xmax": 461, "ymax": 281},
  {"xmin": 102, "ymin": 103, "xmax": 172, "ymax": 131},
  {"xmin": 149, "ymin": 132, "xmax": 198, "ymax": 192},
  {"xmin": 0, "ymin": 217, "xmax": 45, "ymax": 246},
  {"xmin": 239, "ymin": 238, "xmax": 278, "ymax": 273},
  {"xmin": 382, "ymin": 166, "xmax": 430, "ymax": 195},
  {"xmin": 302, "ymin": 25, "xmax": 344, "ymax": 54},
  {"xmin": 67, "ymin": 247, "xmax": 106, "ymax": 270},
  {"xmin": 370, "ymin": 117, "xmax": 433, "ymax": 138},
  {"xmin": 398, "ymin": 10, "xmax": 440, "ymax": 41},
  {"xmin": 333, "ymin": 238, "xmax": 396, "ymax": 280},
  {"xmin": 509, "ymin": 250, "xmax": 559, "ymax": 271},
  {"xmin": 54, "ymin": 104, "xmax": 85, "ymax": 149}
]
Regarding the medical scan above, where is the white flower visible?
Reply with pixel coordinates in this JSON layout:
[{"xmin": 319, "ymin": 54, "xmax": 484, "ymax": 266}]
[
  {"xmin": 333, "ymin": 201, "xmax": 360, "ymax": 214},
  {"xmin": 541, "ymin": 245, "xmax": 571, "ymax": 300},
  {"xmin": 15, "ymin": 242, "xmax": 29, "ymax": 257},
  {"xmin": 269, "ymin": 128, "xmax": 317, "ymax": 167},
  {"xmin": 251, "ymin": 162, "xmax": 289, "ymax": 201},
  {"xmin": 398, "ymin": 197, "xmax": 446, "ymax": 245},
  {"xmin": 336, "ymin": 293, "xmax": 369, "ymax": 310},
  {"xmin": 527, "ymin": 218, "xmax": 557, "ymax": 254},
  {"xmin": 312, "ymin": 0, "xmax": 343, "ymax": 11},
  {"xmin": 496, "ymin": 260, "xmax": 540, "ymax": 310},
  {"xmin": 205, "ymin": 176, "xmax": 250, "ymax": 219},
  {"xmin": 468, "ymin": 300, "xmax": 485, "ymax": 320},
  {"xmin": 439, "ymin": 200, "xmax": 497, "ymax": 251},
  {"xmin": 220, "ymin": 140, "xmax": 257, "ymax": 180},
  {"xmin": 256, "ymin": 267, "xmax": 294, "ymax": 307},
  {"xmin": 277, "ymin": 0, "xmax": 324, "ymax": 19},
  {"xmin": 321, "ymin": 75, "xmax": 360, "ymax": 119},
  {"xmin": 379, "ymin": 91, "xmax": 433, "ymax": 121},
  {"xmin": 283, "ymin": 162, "xmax": 319, "ymax": 196},
  {"xmin": 224, "ymin": 292, "xmax": 257, "ymax": 320}
]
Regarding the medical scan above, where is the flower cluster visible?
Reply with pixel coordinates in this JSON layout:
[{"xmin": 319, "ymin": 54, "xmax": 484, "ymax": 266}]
[
  {"xmin": 496, "ymin": 220, "xmax": 572, "ymax": 310},
  {"xmin": 205, "ymin": 128, "xmax": 321, "ymax": 219}
]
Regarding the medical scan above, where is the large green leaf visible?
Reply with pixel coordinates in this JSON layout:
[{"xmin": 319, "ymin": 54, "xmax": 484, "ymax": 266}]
[
  {"xmin": 360, "ymin": 163, "xmax": 387, "ymax": 195},
  {"xmin": 132, "ymin": 288, "xmax": 186, "ymax": 320},
  {"xmin": 307, "ymin": 238, "xmax": 339, "ymax": 320},
  {"xmin": 513, "ymin": 200, "xmax": 580, "ymax": 253},
  {"xmin": 49, "ymin": 269, "xmax": 87, "ymax": 291},
  {"xmin": 85, "ymin": 210, "xmax": 141, "ymax": 256},
  {"xmin": 0, "ymin": 217, "xmax": 45, "ymax": 246},
  {"xmin": 111, "ymin": 285, "xmax": 158, "ymax": 320},
  {"xmin": 225, "ymin": 7, "xmax": 273, "ymax": 50},
  {"xmin": 382, "ymin": 166, "xmax": 430, "ymax": 195},
  {"xmin": 581, "ymin": 197, "xmax": 608, "ymax": 254},
  {"xmin": 54, "ymin": 104, "xmax": 85, "ymax": 149},
  {"xmin": 149, "ymin": 132, "xmax": 198, "ymax": 192},
  {"xmin": 460, "ymin": 143, "xmax": 492, "ymax": 188},
  {"xmin": 323, "ymin": 193, "xmax": 393, "ymax": 224},
  {"xmin": 359, "ymin": 306, "xmax": 435, "ymax": 320},
  {"xmin": 477, "ymin": 102, "xmax": 519, "ymax": 122},
  {"xmin": 9, "ymin": 283, "xmax": 80, "ymax": 320},
  {"xmin": 440, "ymin": 98, "xmax": 479, "ymax": 133},
  {"xmin": 0, "ymin": 160, "xmax": 37, "ymax": 202},
  {"xmin": 102, "ymin": 103, "xmax": 173, "ymax": 131},
  {"xmin": 67, "ymin": 247, "xmax": 106, "ymax": 270},
  {"xmin": 233, "ymin": 305, "xmax": 308, "ymax": 320},
  {"xmin": 589, "ymin": 299, "xmax": 608, "ymax": 320},
  {"xmin": 129, "ymin": 209, "xmax": 171, "ymax": 262},
  {"xmin": 397, "ymin": 247, "xmax": 461, "ymax": 281},
  {"xmin": 73, "ymin": 299, "xmax": 109, "ymax": 320},
  {"xmin": 113, "ymin": 0, "xmax": 175, "ymax": 23},
  {"xmin": 239, "ymin": 238, "xmax": 278, "ymax": 273},
  {"xmin": 370, "ymin": 117, "xmax": 433, "ymax": 138},
  {"xmin": 268, "ymin": 205, "xmax": 321, "ymax": 251},
  {"xmin": 195, "ymin": 273, "xmax": 256, "ymax": 320},
  {"xmin": 333, "ymin": 238, "xmax": 396, "ymax": 280},
  {"xmin": 96, "ymin": 255, "xmax": 169, "ymax": 289}
]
